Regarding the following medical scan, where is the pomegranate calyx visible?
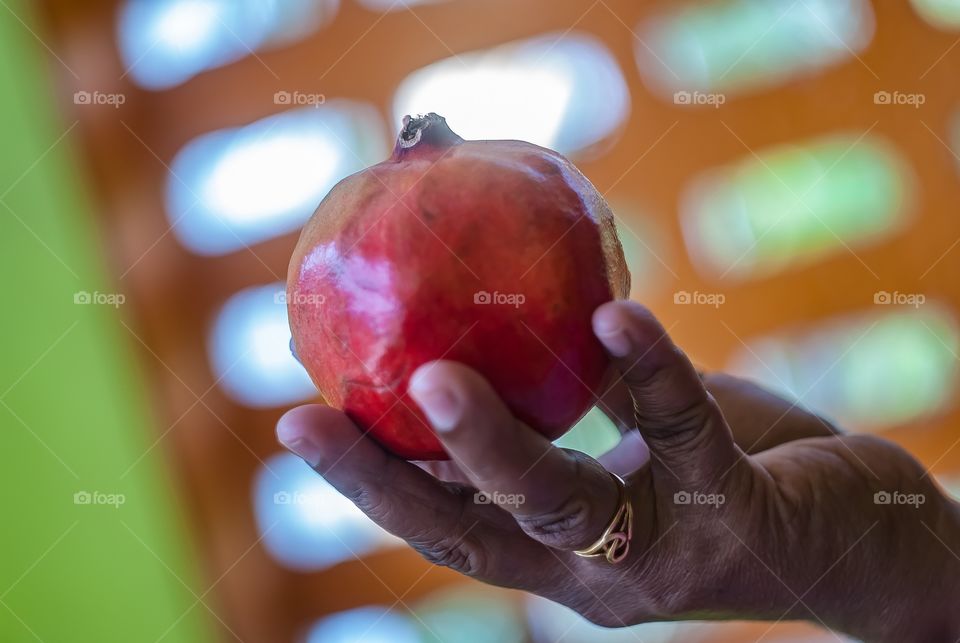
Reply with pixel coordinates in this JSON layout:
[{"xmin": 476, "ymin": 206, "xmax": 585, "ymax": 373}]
[{"xmin": 393, "ymin": 112, "xmax": 463, "ymax": 160}]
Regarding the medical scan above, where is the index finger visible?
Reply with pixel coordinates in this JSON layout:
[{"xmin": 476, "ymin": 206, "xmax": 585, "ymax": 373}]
[
  {"xmin": 276, "ymin": 404, "xmax": 553, "ymax": 584},
  {"xmin": 408, "ymin": 361, "xmax": 620, "ymax": 552}
]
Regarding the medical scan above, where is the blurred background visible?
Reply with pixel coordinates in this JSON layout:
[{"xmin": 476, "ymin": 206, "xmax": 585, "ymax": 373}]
[{"xmin": 2, "ymin": 0, "xmax": 959, "ymax": 641}]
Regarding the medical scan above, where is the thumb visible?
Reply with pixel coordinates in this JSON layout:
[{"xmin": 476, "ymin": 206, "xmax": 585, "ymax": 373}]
[{"xmin": 592, "ymin": 300, "xmax": 741, "ymax": 489}]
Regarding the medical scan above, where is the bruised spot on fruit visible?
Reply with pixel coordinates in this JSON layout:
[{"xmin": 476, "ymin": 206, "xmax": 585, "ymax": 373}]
[{"xmin": 287, "ymin": 113, "xmax": 630, "ymax": 460}]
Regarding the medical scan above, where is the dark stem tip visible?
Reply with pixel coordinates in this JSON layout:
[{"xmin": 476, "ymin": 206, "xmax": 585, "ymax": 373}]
[{"xmin": 394, "ymin": 113, "xmax": 463, "ymax": 157}]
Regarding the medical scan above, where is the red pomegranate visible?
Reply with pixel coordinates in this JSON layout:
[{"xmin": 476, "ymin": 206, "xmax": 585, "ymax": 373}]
[{"xmin": 287, "ymin": 113, "xmax": 629, "ymax": 460}]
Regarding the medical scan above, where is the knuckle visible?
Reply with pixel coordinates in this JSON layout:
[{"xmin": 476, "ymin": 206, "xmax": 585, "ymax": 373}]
[
  {"xmin": 344, "ymin": 483, "xmax": 394, "ymax": 524},
  {"xmin": 340, "ymin": 458, "xmax": 404, "ymax": 521},
  {"xmin": 625, "ymin": 345, "xmax": 684, "ymax": 387},
  {"xmin": 515, "ymin": 453, "xmax": 608, "ymax": 550},
  {"xmin": 636, "ymin": 396, "xmax": 718, "ymax": 451},
  {"xmin": 515, "ymin": 494, "xmax": 593, "ymax": 548},
  {"xmin": 409, "ymin": 532, "xmax": 487, "ymax": 577}
]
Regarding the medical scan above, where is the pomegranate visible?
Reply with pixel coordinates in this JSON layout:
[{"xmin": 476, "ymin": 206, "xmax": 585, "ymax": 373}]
[{"xmin": 287, "ymin": 113, "xmax": 629, "ymax": 460}]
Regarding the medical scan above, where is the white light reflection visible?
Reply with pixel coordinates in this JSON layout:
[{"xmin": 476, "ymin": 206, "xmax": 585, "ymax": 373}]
[
  {"xmin": 167, "ymin": 102, "xmax": 387, "ymax": 255},
  {"xmin": 254, "ymin": 453, "xmax": 401, "ymax": 571},
  {"xmin": 358, "ymin": 0, "xmax": 448, "ymax": 10},
  {"xmin": 306, "ymin": 606, "xmax": 420, "ymax": 643},
  {"xmin": 209, "ymin": 283, "xmax": 316, "ymax": 408},
  {"xmin": 393, "ymin": 33, "xmax": 629, "ymax": 155},
  {"xmin": 117, "ymin": 0, "xmax": 339, "ymax": 89}
]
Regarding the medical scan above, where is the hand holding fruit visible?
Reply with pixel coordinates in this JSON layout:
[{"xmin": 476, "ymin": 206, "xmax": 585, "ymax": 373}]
[
  {"xmin": 279, "ymin": 300, "xmax": 960, "ymax": 641},
  {"xmin": 281, "ymin": 115, "xmax": 960, "ymax": 640}
]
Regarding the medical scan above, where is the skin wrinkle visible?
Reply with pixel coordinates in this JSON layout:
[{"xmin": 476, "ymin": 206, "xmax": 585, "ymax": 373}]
[
  {"xmin": 515, "ymin": 451, "xmax": 615, "ymax": 550},
  {"xmin": 404, "ymin": 484, "xmax": 489, "ymax": 577},
  {"xmin": 749, "ymin": 449, "xmax": 857, "ymax": 615}
]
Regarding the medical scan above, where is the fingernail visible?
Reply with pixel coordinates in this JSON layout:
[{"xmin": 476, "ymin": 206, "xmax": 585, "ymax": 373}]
[
  {"xmin": 276, "ymin": 419, "xmax": 323, "ymax": 467},
  {"xmin": 409, "ymin": 371, "xmax": 461, "ymax": 432},
  {"xmin": 594, "ymin": 315, "xmax": 632, "ymax": 357}
]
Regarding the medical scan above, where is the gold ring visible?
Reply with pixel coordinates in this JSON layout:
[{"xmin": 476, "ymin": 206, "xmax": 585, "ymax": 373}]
[{"xmin": 573, "ymin": 473, "xmax": 633, "ymax": 564}]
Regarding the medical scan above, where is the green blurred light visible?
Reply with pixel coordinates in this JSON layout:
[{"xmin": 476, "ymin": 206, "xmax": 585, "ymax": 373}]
[
  {"xmin": 953, "ymin": 111, "xmax": 960, "ymax": 169},
  {"xmin": 414, "ymin": 586, "xmax": 525, "ymax": 643},
  {"xmin": 936, "ymin": 475, "xmax": 960, "ymax": 502},
  {"xmin": 616, "ymin": 219, "xmax": 649, "ymax": 288},
  {"xmin": 682, "ymin": 134, "xmax": 911, "ymax": 279},
  {"xmin": 729, "ymin": 306, "xmax": 959, "ymax": 432},
  {"xmin": 393, "ymin": 33, "xmax": 630, "ymax": 156},
  {"xmin": 911, "ymin": 0, "xmax": 960, "ymax": 29},
  {"xmin": 611, "ymin": 207, "xmax": 670, "ymax": 298},
  {"xmin": 637, "ymin": 0, "xmax": 873, "ymax": 96},
  {"xmin": 554, "ymin": 406, "xmax": 621, "ymax": 457},
  {"xmin": 526, "ymin": 596, "xmax": 684, "ymax": 642}
]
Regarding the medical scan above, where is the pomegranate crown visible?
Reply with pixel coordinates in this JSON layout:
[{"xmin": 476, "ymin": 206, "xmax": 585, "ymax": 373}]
[{"xmin": 392, "ymin": 112, "xmax": 464, "ymax": 160}]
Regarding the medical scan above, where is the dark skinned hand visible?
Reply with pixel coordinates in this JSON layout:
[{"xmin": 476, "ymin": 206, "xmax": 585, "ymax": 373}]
[{"xmin": 278, "ymin": 300, "xmax": 960, "ymax": 642}]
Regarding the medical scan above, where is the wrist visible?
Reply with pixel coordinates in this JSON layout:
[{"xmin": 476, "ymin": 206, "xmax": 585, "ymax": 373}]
[
  {"xmin": 851, "ymin": 495, "xmax": 960, "ymax": 642},
  {"xmin": 777, "ymin": 436, "xmax": 960, "ymax": 641}
]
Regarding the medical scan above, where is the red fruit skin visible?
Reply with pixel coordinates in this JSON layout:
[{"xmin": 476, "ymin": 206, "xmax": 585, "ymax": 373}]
[{"xmin": 288, "ymin": 114, "xmax": 629, "ymax": 460}]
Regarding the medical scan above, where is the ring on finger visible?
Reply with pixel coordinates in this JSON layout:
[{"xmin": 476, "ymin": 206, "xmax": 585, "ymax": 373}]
[{"xmin": 573, "ymin": 472, "xmax": 633, "ymax": 564}]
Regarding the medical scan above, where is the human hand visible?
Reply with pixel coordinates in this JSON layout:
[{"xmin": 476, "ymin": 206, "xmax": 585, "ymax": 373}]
[{"xmin": 278, "ymin": 300, "xmax": 960, "ymax": 641}]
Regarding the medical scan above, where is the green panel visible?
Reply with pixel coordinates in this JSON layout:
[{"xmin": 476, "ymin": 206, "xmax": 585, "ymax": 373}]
[
  {"xmin": 728, "ymin": 306, "xmax": 960, "ymax": 432},
  {"xmin": 555, "ymin": 406, "xmax": 621, "ymax": 457},
  {"xmin": 682, "ymin": 134, "xmax": 911, "ymax": 280},
  {"xmin": 637, "ymin": 0, "xmax": 873, "ymax": 96},
  {"xmin": 911, "ymin": 0, "xmax": 960, "ymax": 29},
  {"xmin": 0, "ymin": 3, "xmax": 213, "ymax": 642},
  {"xmin": 610, "ymin": 207, "xmax": 671, "ymax": 299},
  {"xmin": 414, "ymin": 587, "xmax": 525, "ymax": 643}
]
